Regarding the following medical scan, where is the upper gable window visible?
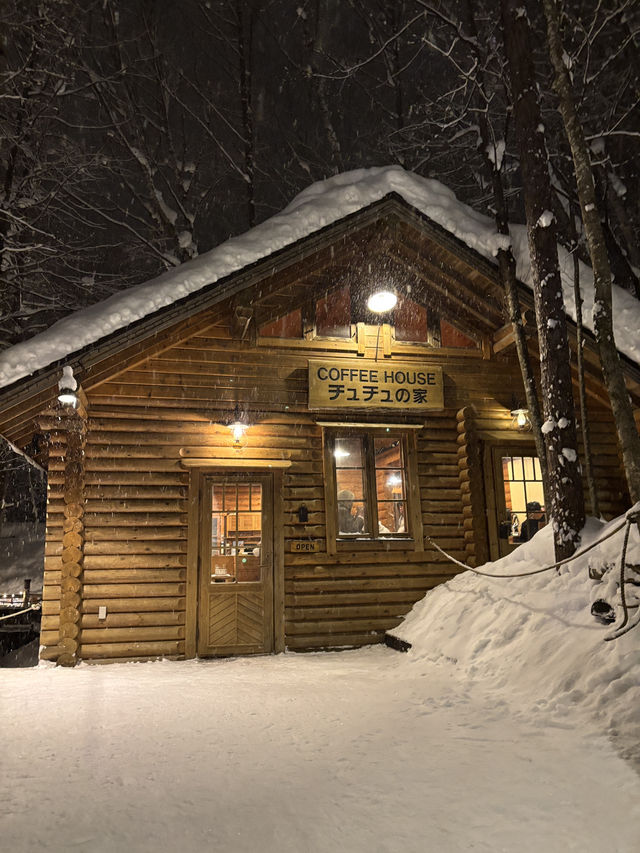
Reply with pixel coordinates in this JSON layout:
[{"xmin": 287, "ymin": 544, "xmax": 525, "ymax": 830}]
[
  {"xmin": 440, "ymin": 319, "xmax": 477, "ymax": 349},
  {"xmin": 259, "ymin": 308, "xmax": 302, "ymax": 338},
  {"xmin": 394, "ymin": 296, "xmax": 427, "ymax": 342},
  {"xmin": 316, "ymin": 284, "xmax": 351, "ymax": 338},
  {"xmin": 394, "ymin": 296, "xmax": 478, "ymax": 349}
]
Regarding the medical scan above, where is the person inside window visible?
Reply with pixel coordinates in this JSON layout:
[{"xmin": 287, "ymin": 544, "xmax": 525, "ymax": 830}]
[
  {"xmin": 338, "ymin": 489, "xmax": 365, "ymax": 534},
  {"xmin": 518, "ymin": 501, "xmax": 546, "ymax": 542}
]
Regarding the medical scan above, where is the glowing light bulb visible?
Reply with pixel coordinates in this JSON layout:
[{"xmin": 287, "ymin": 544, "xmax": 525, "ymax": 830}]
[
  {"xmin": 57, "ymin": 391, "xmax": 78, "ymax": 407},
  {"xmin": 231, "ymin": 421, "xmax": 246, "ymax": 443},
  {"xmin": 510, "ymin": 408, "xmax": 531, "ymax": 431},
  {"xmin": 367, "ymin": 290, "xmax": 397, "ymax": 313}
]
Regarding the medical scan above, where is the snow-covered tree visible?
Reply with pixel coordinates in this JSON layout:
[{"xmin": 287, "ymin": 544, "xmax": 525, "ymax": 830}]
[{"xmin": 501, "ymin": 0, "xmax": 585, "ymax": 559}]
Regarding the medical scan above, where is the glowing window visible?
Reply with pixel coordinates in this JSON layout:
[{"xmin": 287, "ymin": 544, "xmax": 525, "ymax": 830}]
[
  {"xmin": 501, "ymin": 455, "xmax": 547, "ymax": 544},
  {"xmin": 329, "ymin": 431, "xmax": 409, "ymax": 539}
]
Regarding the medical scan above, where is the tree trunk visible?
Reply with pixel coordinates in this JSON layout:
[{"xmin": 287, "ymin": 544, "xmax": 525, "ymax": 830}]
[
  {"xmin": 501, "ymin": 0, "xmax": 585, "ymax": 560},
  {"xmin": 568, "ymin": 203, "xmax": 599, "ymax": 517},
  {"xmin": 543, "ymin": 0, "xmax": 640, "ymax": 503},
  {"xmin": 236, "ymin": 0, "xmax": 256, "ymax": 228},
  {"xmin": 459, "ymin": 0, "xmax": 549, "ymax": 505}
]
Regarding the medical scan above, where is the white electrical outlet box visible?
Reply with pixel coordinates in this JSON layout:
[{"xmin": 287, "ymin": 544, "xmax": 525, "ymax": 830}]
[{"xmin": 98, "ymin": 606, "xmax": 107, "ymax": 620}]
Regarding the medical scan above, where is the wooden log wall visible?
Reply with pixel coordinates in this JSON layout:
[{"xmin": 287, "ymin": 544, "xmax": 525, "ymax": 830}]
[
  {"xmin": 470, "ymin": 403, "xmax": 629, "ymax": 520},
  {"xmin": 286, "ymin": 408, "xmax": 466, "ymax": 650},
  {"xmin": 456, "ymin": 406, "xmax": 490, "ymax": 567},
  {"xmin": 33, "ymin": 318, "xmax": 631, "ymax": 662},
  {"xmin": 40, "ymin": 428, "xmax": 67, "ymax": 660}
]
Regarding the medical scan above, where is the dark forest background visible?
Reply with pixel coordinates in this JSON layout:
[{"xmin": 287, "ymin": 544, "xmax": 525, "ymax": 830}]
[{"xmin": 1, "ymin": 0, "xmax": 638, "ymax": 348}]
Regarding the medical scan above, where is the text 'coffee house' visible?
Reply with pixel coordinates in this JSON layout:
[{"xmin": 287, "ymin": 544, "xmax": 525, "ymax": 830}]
[{"xmin": 0, "ymin": 173, "xmax": 637, "ymax": 666}]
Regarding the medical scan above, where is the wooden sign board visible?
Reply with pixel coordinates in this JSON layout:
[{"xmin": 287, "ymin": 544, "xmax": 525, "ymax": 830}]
[
  {"xmin": 308, "ymin": 359, "xmax": 444, "ymax": 410},
  {"xmin": 290, "ymin": 540, "xmax": 319, "ymax": 553}
]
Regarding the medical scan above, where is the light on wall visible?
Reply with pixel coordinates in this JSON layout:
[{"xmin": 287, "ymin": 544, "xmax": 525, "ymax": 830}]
[
  {"xmin": 57, "ymin": 366, "xmax": 79, "ymax": 408},
  {"xmin": 511, "ymin": 407, "xmax": 532, "ymax": 431},
  {"xmin": 366, "ymin": 289, "xmax": 397, "ymax": 314},
  {"xmin": 229, "ymin": 405, "xmax": 248, "ymax": 444}
]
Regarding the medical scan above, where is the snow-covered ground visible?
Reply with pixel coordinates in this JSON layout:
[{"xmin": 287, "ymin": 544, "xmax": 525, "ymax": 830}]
[
  {"xmin": 1, "ymin": 649, "xmax": 639, "ymax": 853},
  {"xmin": 1, "ymin": 511, "xmax": 639, "ymax": 852}
]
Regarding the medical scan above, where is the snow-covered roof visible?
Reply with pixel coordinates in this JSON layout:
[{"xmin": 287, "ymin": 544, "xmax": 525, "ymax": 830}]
[{"xmin": 1, "ymin": 164, "xmax": 639, "ymax": 390}]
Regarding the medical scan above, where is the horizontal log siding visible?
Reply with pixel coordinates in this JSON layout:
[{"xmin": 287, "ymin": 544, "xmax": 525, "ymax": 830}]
[
  {"xmin": 36, "ymin": 321, "xmax": 630, "ymax": 662},
  {"xmin": 71, "ymin": 322, "xmax": 489, "ymax": 659},
  {"xmin": 285, "ymin": 409, "xmax": 465, "ymax": 650},
  {"xmin": 473, "ymin": 403, "xmax": 629, "ymax": 519}
]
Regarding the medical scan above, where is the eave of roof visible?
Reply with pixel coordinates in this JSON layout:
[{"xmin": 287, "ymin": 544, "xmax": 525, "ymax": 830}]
[{"xmin": 0, "ymin": 193, "xmax": 503, "ymax": 410}]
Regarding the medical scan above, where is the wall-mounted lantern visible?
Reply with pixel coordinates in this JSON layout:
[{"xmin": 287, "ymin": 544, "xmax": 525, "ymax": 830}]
[
  {"xmin": 229, "ymin": 404, "xmax": 248, "ymax": 444},
  {"xmin": 57, "ymin": 366, "xmax": 79, "ymax": 407},
  {"xmin": 510, "ymin": 407, "xmax": 532, "ymax": 431}
]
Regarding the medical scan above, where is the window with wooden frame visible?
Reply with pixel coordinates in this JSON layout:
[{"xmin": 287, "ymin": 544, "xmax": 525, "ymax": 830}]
[{"xmin": 323, "ymin": 429, "xmax": 421, "ymax": 548}]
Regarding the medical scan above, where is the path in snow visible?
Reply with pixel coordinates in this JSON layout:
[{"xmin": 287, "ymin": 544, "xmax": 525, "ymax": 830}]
[{"xmin": 2, "ymin": 648, "xmax": 639, "ymax": 853}]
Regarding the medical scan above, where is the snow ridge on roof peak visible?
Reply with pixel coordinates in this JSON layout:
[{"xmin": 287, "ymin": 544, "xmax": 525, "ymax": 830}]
[{"xmin": 0, "ymin": 164, "xmax": 638, "ymax": 390}]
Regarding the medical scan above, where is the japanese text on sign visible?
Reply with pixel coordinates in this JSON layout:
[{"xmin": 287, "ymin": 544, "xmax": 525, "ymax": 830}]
[{"xmin": 308, "ymin": 359, "xmax": 444, "ymax": 410}]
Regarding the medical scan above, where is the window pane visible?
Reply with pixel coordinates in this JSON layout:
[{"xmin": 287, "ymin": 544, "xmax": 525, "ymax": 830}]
[
  {"xmin": 377, "ymin": 501, "xmax": 407, "ymax": 534},
  {"xmin": 440, "ymin": 319, "xmax": 477, "ymax": 349},
  {"xmin": 211, "ymin": 482, "xmax": 262, "ymax": 582},
  {"xmin": 501, "ymin": 455, "xmax": 547, "ymax": 545},
  {"xmin": 509, "ymin": 482, "xmax": 526, "ymax": 514},
  {"xmin": 316, "ymin": 284, "xmax": 351, "ymax": 337},
  {"xmin": 259, "ymin": 309, "xmax": 302, "ymax": 338},
  {"xmin": 374, "ymin": 436, "xmax": 403, "ymax": 468},
  {"xmin": 511, "ymin": 457, "xmax": 524, "ymax": 481},
  {"xmin": 523, "ymin": 457, "xmax": 535, "ymax": 481},
  {"xmin": 212, "ymin": 484, "xmax": 225, "ymax": 513},
  {"xmin": 394, "ymin": 296, "xmax": 427, "ymax": 342},
  {"xmin": 250, "ymin": 484, "xmax": 262, "ymax": 511},
  {"xmin": 334, "ymin": 437, "xmax": 364, "ymax": 468},
  {"xmin": 336, "ymin": 467, "xmax": 369, "ymax": 535},
  {"xmin": 376, "ymin": 468, "xmax": 405, "ymax": 502}
]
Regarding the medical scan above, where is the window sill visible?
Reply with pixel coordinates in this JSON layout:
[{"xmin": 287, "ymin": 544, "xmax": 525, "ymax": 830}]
[{"xmin": 336, "ymin": 538, "xmax": 415, "ymax": 552}]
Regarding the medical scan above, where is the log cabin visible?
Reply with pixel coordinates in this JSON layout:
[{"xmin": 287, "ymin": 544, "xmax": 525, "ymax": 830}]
[{"xmin": 0, "ymin": 166, "xmax": 639, "ymax": 666}]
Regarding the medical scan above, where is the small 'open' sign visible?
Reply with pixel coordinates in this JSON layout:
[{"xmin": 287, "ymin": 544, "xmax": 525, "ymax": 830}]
[{"xmin": 290, "ymin": 540, "xmax": 318, "ymax": 553}]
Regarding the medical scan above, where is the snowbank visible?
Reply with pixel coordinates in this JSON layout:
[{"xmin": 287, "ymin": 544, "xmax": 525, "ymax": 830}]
[
  {"xmin": 1, "ymin": 165, "xmax": 638, "ymax": 389},
  {"xmin": 391, "ymin": 510, "xmax": 640, "ymax": 762}
]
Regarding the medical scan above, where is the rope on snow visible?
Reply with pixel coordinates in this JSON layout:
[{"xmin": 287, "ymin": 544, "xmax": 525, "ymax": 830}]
[
  {"xmin": 426, "ymin": 510, "xmax": 640, "ymax": 641},
  {"xmin": 426, "ymin": 516, "xmax": 628, "ymax": 579}
]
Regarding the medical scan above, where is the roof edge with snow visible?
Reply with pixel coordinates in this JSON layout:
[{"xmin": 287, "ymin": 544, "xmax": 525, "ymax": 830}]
[{"xmin": 1, "ymin": 165, "xmax": 639, "ymax": 408}]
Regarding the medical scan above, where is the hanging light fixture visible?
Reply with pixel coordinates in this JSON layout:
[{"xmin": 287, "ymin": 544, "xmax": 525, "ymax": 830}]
[
  {"xmin": 366, "ymin": 289, "xmax": 397, "ymax": 314},
  {"xmin": 510, "ymin": 407, "xmax": 532, "ymax": 431},
  {"xmin": 57, "ymin": 366, "xmax": 79, "ymax": 408}
]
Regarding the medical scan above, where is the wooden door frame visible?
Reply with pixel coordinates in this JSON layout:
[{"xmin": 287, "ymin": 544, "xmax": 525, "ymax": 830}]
[
  {"xmin": 483, "ymin": 439, "xmax": 538, "ymax": 560},
  {"xmin": 184, "ymin": 466, "xmax": 285, "ymax": 658}
]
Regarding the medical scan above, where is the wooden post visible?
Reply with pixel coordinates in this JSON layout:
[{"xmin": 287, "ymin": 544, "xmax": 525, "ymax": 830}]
[
  {"xmin": 456, "ymin": 407, "xmax": 489, "ymax": 567},
  {"xmin": 56, "ymin": 391, "xmax": 88, "ymax": 666}
]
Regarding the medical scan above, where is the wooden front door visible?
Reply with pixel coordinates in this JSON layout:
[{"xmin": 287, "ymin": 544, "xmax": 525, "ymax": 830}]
[{"xmin": 197, "ymin": 473, "xmax": 274, "ymax": 656}]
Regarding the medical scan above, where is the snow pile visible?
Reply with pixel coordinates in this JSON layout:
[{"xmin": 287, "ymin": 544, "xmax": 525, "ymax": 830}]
[
  {"xmin": 391, "ymin": 509, "xmax": 640, "ymax": 761},
  {"xmin": 1, "ymin": 165, "xmax": 639, "ymax": 389}
]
